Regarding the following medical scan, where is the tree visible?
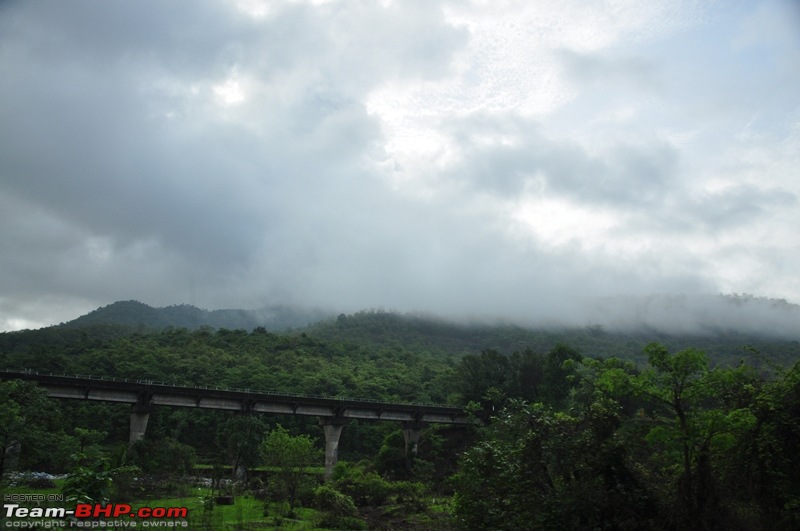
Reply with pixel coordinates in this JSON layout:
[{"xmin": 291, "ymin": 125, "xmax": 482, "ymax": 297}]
[
  {"xmin": 456, "ymin": 349, "xmax": 510, "ymax": 410},
  {"xmin": 61, "ymin": 451, "xmax": 115, "ymax": 505},
  {"xmin": 261, "ymin": 425, "xmax": 321, "ymax": 515},
  {"xmin": 0, "ymin": 380, "xmax": 65, "ymax": 479},
  {"xmin": 541, "ymin": 343, "xmax": 582, "ymax": 405},
  {"xmin": 128, "ymin": 437, "xmax": 196, "ymax": 475},
  {"xmin": 722, "ymin": 360, "xmax": 800, "ymax": 528},
  {"xmin": 453, "ymin": 399, "xmax": 656, "ymax": 530},
  {"xmin": 507, "ymin": 348, "xmax": 545, "ymax": 402},
  {"xmin": 218, "ymin": 414, "xmax": 266, "ymax": 480},
  {"xmin": 60, "ymin": 446, "xmax": 140, "ymax": 505},
  {"xmin": 634, "ymin": 343, "xmax": 756, "ymax": 530}
]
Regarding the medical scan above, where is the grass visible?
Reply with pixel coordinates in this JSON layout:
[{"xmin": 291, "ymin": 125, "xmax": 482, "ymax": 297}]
[
  {"xmin": 1, "ymin": 474, "xmax": 452, "ymax": 529},
  {"xmin": 133, "ymin": 491, "xmax": 331, "ymax": 529},
  {"xmin": 1, "ymin": 479, "xmax": 331, "ymax": 530}
]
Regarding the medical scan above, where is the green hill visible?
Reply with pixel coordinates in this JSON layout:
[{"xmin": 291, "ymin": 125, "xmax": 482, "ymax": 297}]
[
  {"xmin": 2, "ymin": 300, "xmax": 798, "ymax": 371},
  {"xmin": 61, "ymin": 300, "xmax": 331, "ymax": 332},
  {"xmin": 302, "ymin": 309, "xmax": 800, "ymax": 367}
]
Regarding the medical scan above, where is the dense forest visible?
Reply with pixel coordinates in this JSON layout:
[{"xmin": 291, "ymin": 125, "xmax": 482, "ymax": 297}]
[{"xmin": 2, "ymin": 304, "xmax": 799, "ymax": 529}]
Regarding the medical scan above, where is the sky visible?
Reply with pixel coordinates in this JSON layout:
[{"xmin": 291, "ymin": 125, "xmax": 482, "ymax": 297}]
[{"xmin": 1, "ymin": 0, "xmax": 799, "ymax": 332}]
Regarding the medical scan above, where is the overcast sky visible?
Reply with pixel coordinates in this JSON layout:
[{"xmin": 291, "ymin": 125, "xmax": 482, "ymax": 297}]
[{"xmin": 1, "ymin": 0, "xmax": 799, "ymax": 332}]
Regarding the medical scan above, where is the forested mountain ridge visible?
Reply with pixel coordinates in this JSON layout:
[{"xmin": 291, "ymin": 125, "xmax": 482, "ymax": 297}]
[
  {"xmin": 0, "ymin": 325, "xmax": 459, "ymax": 404},
  {"xmin": 59, "ymin": 300, "xmax": 331, "ymax": 332},
  {"xmin": 3, "ymin": 298, "xmax": 799, "ymax": 369},
  {"xmin": 3, "ymin": 301, "xmax": 800, "ymax": 529},
  {"xmin": 305, "ymin": 309, "xmax": 800, "ymax": 366}
]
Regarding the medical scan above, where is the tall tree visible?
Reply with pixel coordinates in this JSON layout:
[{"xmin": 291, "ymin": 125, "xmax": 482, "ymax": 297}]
[
  {"xmin": 0, "ymin": 380, "xmax": 66, "ymax": 479},
  {"xmin": 218, "ymin": 414, "xmax": 267, "ymax": 480},
  {"xmin": 456, "ymin": 349, "xmax": 510, "ymax": 410},
  {"xmin": 261, "ymin": 425, "xmax": 320, "ymax": 516},
  {"xmin": 634, "ymin": 343, "xmax": 756, "ymax": 529},
  {"xmin": 454, "ymin": 398, "xmax": 655, "ymax": 530},
  {"xmin": 723, "ymin": 360, "xmax": 800, "ymax": 528}
]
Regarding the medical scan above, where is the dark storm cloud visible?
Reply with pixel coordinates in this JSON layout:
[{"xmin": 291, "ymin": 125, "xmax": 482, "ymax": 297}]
[
  {"xmin": 0, "ymin": 0, "xmax": 463, "ymax": 260},
  {"xmin": 0, "ymin": 0, "xmax": 471, "ymax": 325}
]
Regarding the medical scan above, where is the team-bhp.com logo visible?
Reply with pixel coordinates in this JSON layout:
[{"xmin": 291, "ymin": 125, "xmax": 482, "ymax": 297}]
[
  {"xmin": 73, "ymin": 504, "xmax": 187, "ymax": 520},
  {"xmin": 4, "ymin": 502, "xmax": 188, "ymax": 528}
]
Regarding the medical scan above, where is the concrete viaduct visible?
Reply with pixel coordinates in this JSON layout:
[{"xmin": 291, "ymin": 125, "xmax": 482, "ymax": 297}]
[{"xmin": 0, "ymin": 370, "xmax": 472, "ymax": 477}]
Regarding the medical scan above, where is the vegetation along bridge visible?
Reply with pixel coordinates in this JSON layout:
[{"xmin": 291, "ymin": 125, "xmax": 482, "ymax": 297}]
[{"xmin": 0, "ymin": 370, "xmax": 472, "ymax": 477}]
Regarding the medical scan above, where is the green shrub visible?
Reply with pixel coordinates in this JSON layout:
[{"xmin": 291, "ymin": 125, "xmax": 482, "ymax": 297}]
[
  {"xmin": 128, "ymin": 438, "xmax": 196, "ymax": 475},
  {"xmin": 313, "ymin": 486, "xmax": 367, "ymax": 531},
  {"xmin": 333, "ymin": 464, "xmax": 391, "ymax": 507},
  {"xmin": 314, "ymin": 485, "xmax": 358, "ymax": 517}
]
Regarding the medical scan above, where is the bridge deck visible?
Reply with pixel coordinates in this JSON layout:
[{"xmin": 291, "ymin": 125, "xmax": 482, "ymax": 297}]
[{"xmin": 0, "ymin": 370, "xmax": 471, "ymax": 424}]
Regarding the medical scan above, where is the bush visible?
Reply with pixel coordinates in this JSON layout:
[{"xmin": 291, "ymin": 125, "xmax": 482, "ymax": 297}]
[
  {"xmin": 128, "ymin": 438, "xmax": 195, "ymax": 475},
  {"xmin": 374, "ymin": 431, "xmax": 410, "ymax": 480},
  {"xmin": 391, "ymin": 480, "xmax": 426, "ymax": 502},
  {"xmin": 333, "ymin": 464, "xmax": 392, "ymax": 507},
  {"xmin": 314, "ymin": 485, "xmax": 358, "ymax": 517},
  {"xmin": 313, "ymin": 486, "xmax": 367, "ymax": 531}
]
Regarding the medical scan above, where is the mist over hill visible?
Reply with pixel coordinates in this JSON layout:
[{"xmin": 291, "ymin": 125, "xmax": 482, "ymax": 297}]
[
  {"xmin": 8, "ymin": 295, "xmax": 785, "ymax": 369},
  {"xmin": 54, "ymin": 294, "xmax": 800, "ymax": 341},
  {"xmin": 59, "ymin": 300, "xmax": 331, "ymax": 332},
  {"xmin": 4, "ymin": 296, "xmax": 798, "ymax": 397},
  {"xmin": 577, "ymin": 293, "xmax": 800, "ymax": 339}
]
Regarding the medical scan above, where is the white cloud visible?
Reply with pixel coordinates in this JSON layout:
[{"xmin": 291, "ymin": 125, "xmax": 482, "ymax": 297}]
[{"xmin": 0, "ymin": 0, "xmax": 798, "ymax": 332}]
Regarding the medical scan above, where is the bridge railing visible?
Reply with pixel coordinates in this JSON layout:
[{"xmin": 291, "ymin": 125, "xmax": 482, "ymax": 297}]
[{"xmin": 1, "ymin": 369, "xmax": 456, "ymax": 409}]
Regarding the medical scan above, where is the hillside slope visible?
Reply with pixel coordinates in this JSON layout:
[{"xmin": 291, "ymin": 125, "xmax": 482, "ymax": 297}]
[
  {"xmin": 302, "ymin": 309, "xmax": 800, "ymax": 366},
  {"xmin": 61, "ymin": 300, "xmax": 331, "ymax": 332},
  {"xmin": 3, "ymin": 296, "xmax": 798, "ymax": 369}
]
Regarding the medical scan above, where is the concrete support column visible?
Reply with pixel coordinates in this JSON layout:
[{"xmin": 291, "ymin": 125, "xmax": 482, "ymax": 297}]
[
  {"xmin": 129, "ymin": 404, "xmax": 153, "ymax": 445},
  {"xmin": 402, "ymin": 421, "xmax": 427, "ymax": 456},
  {"xmin": 319, "ymin": 417, "xmax": 348, "ymax": 480}
]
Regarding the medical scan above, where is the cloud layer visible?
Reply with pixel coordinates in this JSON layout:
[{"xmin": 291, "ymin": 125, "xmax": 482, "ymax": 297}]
[{"xmin": 1, "ymin": 0, "xmax": 799, "ymax": 331}]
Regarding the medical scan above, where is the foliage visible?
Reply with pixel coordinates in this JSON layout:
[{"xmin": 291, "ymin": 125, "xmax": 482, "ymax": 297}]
[
  {"xmin": 128, "ymin": 437, "xmax": 196, "ymax": 475},
  {"xmin": 3, "ymin": 309, "xmax": 800, "ymax": 528},
  {"xmin": 332, "ymin": 461, "xmax": 393, "ymax": 507},
  {"xmin": 305, "ymin": 308, "xmax": 800, "ymax": 367},
  {"xmin": 261, "ymin": 425, "xmax": 320, "ymax": 515},
  {"xmin": 454, "ymin": 344, "xmax": 800, "ymax": 530},
  {"xmin": 313, "ymin": 485, "xmax": 367, "ymax": 529},
  {"xmin": 721, "ymin": 360, "xmax": 800, "ymax": 528},
  {"xmin": 330, "ymin": 459, "xmax": 428, "ymax": 519},
  {"xmin": 217, "ymin": 414, "xmax": 266, "ymax": 479},
  {"xmin": 455, "ymin": 345, "xmax": 581, "ymax": 413},
  {"xmin": 0, "ymin": 380, "xmax": 73, "ymax": 479},
  {"xmin": 314, "ymin": 484, "xmax": 358, "ymax": 517},
  {"xmin": 453, "ymin": 399, "xmax": 656, "ymax": 530},
  {"xmin": 61, "ymin": 452, "xmax": 114, "ymax": 505},
  {"xmin": 374, "ymin": 430, "xmax": 411, "ymax": 480},
  {"xmin": 631, "ymin": 344, "xmax": 758, "ymax": 529}
]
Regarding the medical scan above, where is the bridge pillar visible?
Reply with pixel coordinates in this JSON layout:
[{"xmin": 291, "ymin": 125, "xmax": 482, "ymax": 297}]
[
  {"xmin": 129, "ymin": 404, "xmax": 154, "ymax": 445},
  {"xmin": 402, "ymin": 421, "xmax": 427, "ymax": 456},
  {"xmin": 319, "ymin": 417, "xmax": 348, "ymax": 480}
]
